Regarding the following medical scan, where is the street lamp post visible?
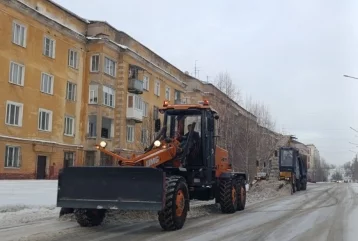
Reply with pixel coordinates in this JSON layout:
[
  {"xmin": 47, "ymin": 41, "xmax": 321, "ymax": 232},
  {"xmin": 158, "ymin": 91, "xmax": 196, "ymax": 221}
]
[{"xmin": 344, "ymin": 74, "xmax": 358, "ymax": 80}]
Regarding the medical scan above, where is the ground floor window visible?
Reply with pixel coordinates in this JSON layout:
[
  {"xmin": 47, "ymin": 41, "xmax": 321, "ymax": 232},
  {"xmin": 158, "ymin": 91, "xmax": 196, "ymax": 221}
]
[
  {"xmin": 64, "ymin": 152, "xmax": 75, "ymax": 168},
  {"xmin": 85, "ymin": 151, "xmax": 95, "ymax": 166},
  {"xmin": 100, "ymin": 152, "xmax": 113, "ymax": 166},
  {"xmin": 5, "ymin": 146, "xmax": 21, "ymax": 168}
]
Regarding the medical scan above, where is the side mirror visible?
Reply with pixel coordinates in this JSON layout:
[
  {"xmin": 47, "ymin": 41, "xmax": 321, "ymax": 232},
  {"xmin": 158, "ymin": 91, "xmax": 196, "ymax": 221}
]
[
  {"xmin": 208, "ymin": 118, "xmax": 214, "ymax": 132},
  {"xmin": 155, "ymin": 119, "xmax": 161, "ymax": 132},
  {"xmin": 214, "ymin": 114, "xmax": 219, "ymax": 120}
]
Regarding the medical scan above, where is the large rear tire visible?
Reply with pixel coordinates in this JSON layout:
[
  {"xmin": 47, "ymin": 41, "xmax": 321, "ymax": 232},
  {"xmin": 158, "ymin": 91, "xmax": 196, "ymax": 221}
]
[
  {"xmin": 219, "ymin": 179, "xmax": 238, "ymax": 213},
  {"xmin": 74, "ymin": 209, "xmax": 106, "ymax": 227},
  {"xmin": 158, "ymin": 176, "xmax": 189, "ymax": 231},
  {"xmin": 237, "ymin": 181, "xmax": 246, "ymax": 211}
]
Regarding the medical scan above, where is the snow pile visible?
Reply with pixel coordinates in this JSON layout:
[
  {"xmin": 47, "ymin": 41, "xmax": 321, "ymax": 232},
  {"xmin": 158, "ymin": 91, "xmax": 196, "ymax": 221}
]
[
  {"xmin": 60, "ymin": 201, "xmax": 220, "ymax": 224},
  {"xmin": 0, "ymin": 180, "xmax": 59, "ymax": 227},
  {"xmin": 246, "ymin": 179, "xmax": 291, "ymax": 204}
]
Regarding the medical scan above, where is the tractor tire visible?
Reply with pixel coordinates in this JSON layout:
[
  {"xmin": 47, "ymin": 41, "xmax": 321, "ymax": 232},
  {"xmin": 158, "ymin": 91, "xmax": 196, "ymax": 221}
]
[
  {"xmin": 292, "ymin": 180, "xmax": 296, "ymax": 194},
  {"xmin": 301, "ymin": 181, "xmax": 307, "ymax": 190},
  {"xmin": 74, "ymin": 209, "xmax": 106, "ymax": 227},
  {"xmin": 296, "ymin": 180, "xmax": 301, "ymax": 191},
  {"xmin": 158, "ymin": 176, "xmax": 189, "ymax": 231},
  {"xmin": 219, "ymin": 179, "xmax": 238, "ymax": 213},
  {"xmin": 237, "ymin": 181, "xmax": 246, "ymax": 211}
]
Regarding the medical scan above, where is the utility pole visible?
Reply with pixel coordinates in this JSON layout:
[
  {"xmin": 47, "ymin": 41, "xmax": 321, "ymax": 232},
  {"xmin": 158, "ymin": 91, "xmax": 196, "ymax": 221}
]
[{"xmin": 194, "ymin": 60, "xmax": 198, "ymax": 78}]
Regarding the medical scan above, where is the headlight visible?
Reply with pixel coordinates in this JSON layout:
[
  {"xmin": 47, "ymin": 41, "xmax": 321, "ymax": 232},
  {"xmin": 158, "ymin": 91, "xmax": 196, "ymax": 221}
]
[
  {"xmin": 100, "ymin": 141, "xmax": 107, "ymax": 148},
  {"xmin": 154, "ymin": 140, "xmax": 161, "ymax": 147}
]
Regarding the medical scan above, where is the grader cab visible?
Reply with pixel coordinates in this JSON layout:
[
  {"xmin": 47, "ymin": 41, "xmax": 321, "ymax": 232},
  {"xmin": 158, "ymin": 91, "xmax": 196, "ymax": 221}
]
[{"xmin": 57, "ymin": 100, "xmax": 247, "ymax": 230}]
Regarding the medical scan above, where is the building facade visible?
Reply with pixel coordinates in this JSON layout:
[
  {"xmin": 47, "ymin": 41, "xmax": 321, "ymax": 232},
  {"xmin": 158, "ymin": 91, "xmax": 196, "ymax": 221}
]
[
  {"xmin": 0, "ymin": 0, "xmax": 88, "ymax": 179},
  {"xmin": 306, "ymin": 144, "xmax": 320, "ymax": 181}
]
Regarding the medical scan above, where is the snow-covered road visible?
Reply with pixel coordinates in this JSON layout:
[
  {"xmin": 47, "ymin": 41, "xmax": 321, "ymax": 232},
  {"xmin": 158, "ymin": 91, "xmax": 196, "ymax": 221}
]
[{"xmin": 2, "ymin": 182, "xmax": 357, "ymax": 241}]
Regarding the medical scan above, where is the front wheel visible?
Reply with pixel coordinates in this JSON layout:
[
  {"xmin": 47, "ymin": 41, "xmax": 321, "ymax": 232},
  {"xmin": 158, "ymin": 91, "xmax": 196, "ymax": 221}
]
[
  {"xmin": 158, "ymin": 176, "xmax": 189, "ymax": 231},
  {"xmin": 74, "ymin": 209, "xmax": 106, "ymax": 227}
]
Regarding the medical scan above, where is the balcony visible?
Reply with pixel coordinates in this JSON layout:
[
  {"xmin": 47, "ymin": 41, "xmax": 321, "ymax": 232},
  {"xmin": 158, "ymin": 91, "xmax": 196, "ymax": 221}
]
[
  {"xmin": 128, "ymin": 78, "xmax": 143, "ymax": 94},
  {"xmin": 127, "ymin": 107, "xmax": 143, "ymax": 123}
]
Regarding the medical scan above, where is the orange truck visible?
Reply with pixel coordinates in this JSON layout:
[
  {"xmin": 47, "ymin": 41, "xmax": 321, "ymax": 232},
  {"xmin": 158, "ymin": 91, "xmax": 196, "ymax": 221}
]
[{"xmin": 56, "ymin": 100, "xmax": 247, "ymax": 230}]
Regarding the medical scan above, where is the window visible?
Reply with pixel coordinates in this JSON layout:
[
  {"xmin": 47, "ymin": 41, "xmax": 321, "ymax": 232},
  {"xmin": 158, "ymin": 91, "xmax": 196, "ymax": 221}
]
[
  {"xmin": 64, "ymin": 152, "xmax": 75, "ymax": 168},
  {"xmin": 85, "ymin": 151, "xmax": 95, "ymax": 166},
  {"xmin": 134, "ymin": 95, "xmax": 143, "ymax": 110},
  {"xmin": 9, "ymin": 62, "xmax": 25, "ymax": 86},
  {"xmin": 64, "ymin": 116, "xmax": 75, "ymax": 136},
  {"xmin": 68, "ymin": 49, "xmax": 79, "ymax": 69},
  {"xmin": 5, "ymin": 146, "xmax": 21, "ymax": 168},
  {"xmin": 127, "ymin": 125, "xmax": 134, "ymax": 142},
  {"xmin": 141, "ymin": 128, "xmax": 149, "ymax": 145},
  {"xmin": 89, "ymin": 85, "xmax": 98, "ymax": 104},
  {"xmin": 143, "ymin": 76, "xmax": 149, "ymax": 91},
  {"xmin": 127, "ymin": 95, "xmax": 143, "ymax": 111},
  {"xmin": 174, "ymin": 90, "xmax": 181, "ymax": 101},
  {"xmin": 91, "ymin": 55, "xmax": 100, "ymax": 72},
  {"xmin": 41, "ymin": 73, "xmax": 54, "ymax": 94},
  {"xmin": 154, "ymin": 80, "xmax": 160, "ymax": 96},
  {"xmin": 66, "ymin": 82, "xmax": 77, "ymax": 101},
  {"xmin": 5, "ymin": 101, "xmax": 23, "ymax": 126},
  {"xmin": 101, "ymin": 117, "xmax": 113, "ymax": 139},
  {"xmin": 165, "ymin": 86, "xmax": 171, "ymax": 100},
  {"xmin": 38, "ymin": 108, "xmax": 52, "ymax": 131},
  {"xmin": 103, "ymin": 86, "xmax": 115, "ymax": 107},
  {"xmin": 88, "ymin": 115, "xmax": 97, "ymax": 137},
  {"xmin": 104, "ymin": 57, "xmax": 116, "ymax": 77},
  {"xmin": 153, "ymin": 106, "xmax": 159, "ymax": 120},
  {"xmin": 12, "ymin": 22, "xmax": 26, "ymax": 47},
  {"xmin": 143, "ymin": 102, "xmax": 149, "ymax": 117},
  {"xmin": 43, "ymin": 36, "xmax": 56, "ymax": 58}
]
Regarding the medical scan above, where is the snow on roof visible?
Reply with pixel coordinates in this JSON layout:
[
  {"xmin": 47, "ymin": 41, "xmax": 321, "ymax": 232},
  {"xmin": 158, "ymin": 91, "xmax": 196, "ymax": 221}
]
[
  {"xmin": 47, "ymin": 0, "xmax": 89, "ymax": 23},
  {"xmin": 86, "ymin": 36, "xmax": 185, "ymax": 86},
  {"xmin": 16, "ymin": 0, "xmax": 86, "ymax": 38},
  {"xmin": 0, "ymin": 134, "xmax": 83, "ymax": 148}
]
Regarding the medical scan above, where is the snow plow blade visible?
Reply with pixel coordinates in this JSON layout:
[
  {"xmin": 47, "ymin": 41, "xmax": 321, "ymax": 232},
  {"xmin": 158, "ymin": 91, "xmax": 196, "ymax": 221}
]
[{"xmin": 57, "ymin": 166, "xmax": 165, "ymax": 211}]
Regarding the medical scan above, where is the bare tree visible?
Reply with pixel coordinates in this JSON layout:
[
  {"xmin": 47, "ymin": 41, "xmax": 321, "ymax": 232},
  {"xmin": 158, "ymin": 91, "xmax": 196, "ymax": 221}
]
[{"xmin": 213, "ymin": 71, "xmax": 242, "ymax": 104}]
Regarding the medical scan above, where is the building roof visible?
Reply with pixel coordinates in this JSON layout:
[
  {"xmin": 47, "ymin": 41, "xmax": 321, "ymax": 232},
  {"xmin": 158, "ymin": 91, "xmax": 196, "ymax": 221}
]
[{"xmin": 47, "ymin": 0, "xmax": 89, "ymax": 23}]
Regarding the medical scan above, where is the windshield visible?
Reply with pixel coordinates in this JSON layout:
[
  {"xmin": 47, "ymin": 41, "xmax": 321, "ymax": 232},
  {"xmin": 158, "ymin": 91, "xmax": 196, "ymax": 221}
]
[
  {"xmin": 164, "ymin": 110, "xmax": 202, "ymax": 139},
  {"xmin": 280, "ymin": 149, "xmax": 294, "ymax": 167}
]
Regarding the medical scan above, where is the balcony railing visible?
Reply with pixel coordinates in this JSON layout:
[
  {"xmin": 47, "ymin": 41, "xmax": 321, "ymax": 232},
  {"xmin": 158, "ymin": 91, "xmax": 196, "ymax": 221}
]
[
  {"xmin": 128, "ymin": 78, "xmax": 143, "ymax": 94},
  {"xmin": 126, "ymin": 107, "xmax": 143, "ymax": 123}
]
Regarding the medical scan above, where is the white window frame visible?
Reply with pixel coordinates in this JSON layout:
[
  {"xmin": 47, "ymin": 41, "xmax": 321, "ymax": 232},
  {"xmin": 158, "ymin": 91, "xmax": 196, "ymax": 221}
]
[
  {"xmin": 89, "ymin": 84, "xmax": 98, "ymax": 104},
  {"xmin": 154, "ymin": 80, "xmax": 160, "ymax": 96},
  {"xmin": 38, "ymin": 108, "xmax": 53, "ymax": 132},
  {"xmin": 12, "ymin": 21, "xmax": 27, "ymax": 47},
  {"xmin": 103, "ymin": 86, "xmax": 115, "ymax": 108},
  {"xmin": 143, "ymin": 76, "xmax": 149, "ymax": 91},
  {"xmin": 5, "ymin": 101, "xmax": 23, "ymax": 127},
  {"xmin": 126, "ymin": 125, "xmax": 134, "ymax": 143},
  {"xmin": 5, "ymin": 145, "xmax": 21, "ymax": 168},
  {"xmin": 9, "ymin": 61, "xmax": 25, "ymax": 86},
  {"xmin": 40, "ymin": 72, "xmax": 54, "ymax": 95},
  {"xmin": 64, "ymin": 116, "xmax": 75, "ymax": 136},
  {"xmin": 90, "ymin": 55, "xmax": 100, "ymax": 72},
  {"xmin": 165, "ymin": 86, "xmax": 171, "ymax": 100},
  {"xmin": 68, "ymin": 49, "xmax": 79, "ymax": 69},
  {"xmin": 66, "ymin": 81, "xmax": 77, "ymax": 101},
  {"xmin": 142, "ymin": 101, "xmax": 149, "ymax": 117},
  {"xmin": 134, "ymin": 95, "xmax": 143, "ymax": 111},
  {"xmin": 43, "ymin": 36, "xmax": 56, "ymax": 58},
  {"xmin": 104, "ymin": 57, "xmax": 116, "ymax": 77}
]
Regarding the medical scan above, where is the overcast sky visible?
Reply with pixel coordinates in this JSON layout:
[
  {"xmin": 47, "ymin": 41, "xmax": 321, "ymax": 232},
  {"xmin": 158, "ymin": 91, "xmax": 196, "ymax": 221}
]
[{"xmin": 54, "ymin": 0, "xmax": 358, "ymax": 166}]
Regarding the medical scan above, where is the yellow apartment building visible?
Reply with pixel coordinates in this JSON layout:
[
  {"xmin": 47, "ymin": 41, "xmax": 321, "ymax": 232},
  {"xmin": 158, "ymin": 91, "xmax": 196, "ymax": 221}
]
[
  {"xmin": 0, "ymin": 0, "xmax": 188, "ymax": 177},
  {"xmin": 0, "ymin": 0, "xmax": 87, "ymax": 179},
  {"xmin": 83, "ymin": 22, "xmax": 187, "ymax": 165}
]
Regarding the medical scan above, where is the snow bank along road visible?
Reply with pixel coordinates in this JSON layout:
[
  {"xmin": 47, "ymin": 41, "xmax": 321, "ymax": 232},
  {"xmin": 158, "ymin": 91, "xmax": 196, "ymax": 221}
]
[{"xmin": 1, "ymin": 182, "xmax": 358, "ymax": 241}]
